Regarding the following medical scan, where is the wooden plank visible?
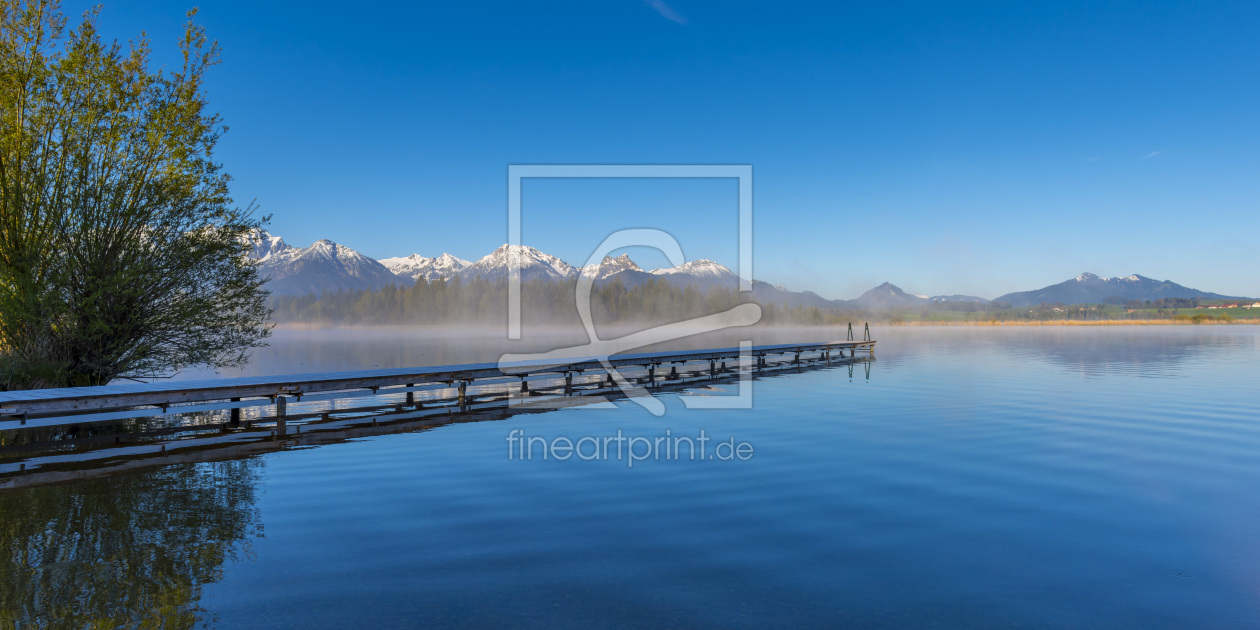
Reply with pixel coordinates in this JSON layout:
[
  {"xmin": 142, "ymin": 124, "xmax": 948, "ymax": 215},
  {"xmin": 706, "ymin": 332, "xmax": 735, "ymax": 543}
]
[{"xmin": 0, "ymin": 340, "xmax": 874, "ymax": 415}]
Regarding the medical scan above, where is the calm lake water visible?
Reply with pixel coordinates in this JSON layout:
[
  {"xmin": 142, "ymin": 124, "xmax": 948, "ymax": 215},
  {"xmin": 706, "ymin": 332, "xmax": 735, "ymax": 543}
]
[{"xmin": 3, "ymin": 326, "xmax": 1259, "ymax": 628}]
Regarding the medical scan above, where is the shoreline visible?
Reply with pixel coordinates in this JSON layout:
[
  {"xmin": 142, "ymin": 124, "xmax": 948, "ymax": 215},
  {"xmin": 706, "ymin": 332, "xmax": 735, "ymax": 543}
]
[
  {"xmin": 269, "ymin": 319, "xmax": 1260, "ymax": 331},
  {"xmin": 890, "ymin": 319, "xmax": 1260, "ymax": 327}
]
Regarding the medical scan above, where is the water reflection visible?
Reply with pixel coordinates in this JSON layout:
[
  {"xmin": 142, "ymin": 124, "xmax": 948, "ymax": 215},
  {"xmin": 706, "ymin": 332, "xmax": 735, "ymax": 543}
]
[
  {"xmin": 871, "ymin": 326, "xmax": 1256, "ymax": 378},
  {"xmin": 0, "ymin": 458, "xmax": 264, "ymax": 628}
]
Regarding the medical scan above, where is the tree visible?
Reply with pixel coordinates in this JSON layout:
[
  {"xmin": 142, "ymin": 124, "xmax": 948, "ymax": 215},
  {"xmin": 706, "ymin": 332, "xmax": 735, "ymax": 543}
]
[{"xmin": 0, "ymin": 1, "xmax": 270, "ymax": 388}]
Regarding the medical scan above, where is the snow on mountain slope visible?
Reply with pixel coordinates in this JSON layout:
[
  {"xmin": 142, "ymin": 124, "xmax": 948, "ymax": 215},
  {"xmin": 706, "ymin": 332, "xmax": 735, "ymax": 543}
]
[
  {"xmin": 461, "ymin": 244, "xmax": 578, "ymax": 282},
  {"xmin": 251, "ymin": 235, "xmax": 408, "ymax": 295},
  {"xmin": 579, "ymin": 254, "xmax": 643, "ymax": 280},
  {"xmin": 647, "ymin": 259, "xmax": 740, "ymax": 291},
  {"xmin": 246, "ymin": 229, "xmax": 291, "ymax": 261},
  {"xmin": 380, "ymin": 252, "xmax": 470, "ymax": 282}
]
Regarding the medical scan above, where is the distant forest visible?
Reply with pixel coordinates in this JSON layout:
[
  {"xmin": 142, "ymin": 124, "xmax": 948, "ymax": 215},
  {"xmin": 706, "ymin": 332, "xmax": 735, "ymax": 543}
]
[
  {"xmin": 267, "ymin": 278, "xmax": 1247, "ymax": 326},
  {"xmin": 267, "ymin": 277, "xmax": 856, "ymax": 326}
]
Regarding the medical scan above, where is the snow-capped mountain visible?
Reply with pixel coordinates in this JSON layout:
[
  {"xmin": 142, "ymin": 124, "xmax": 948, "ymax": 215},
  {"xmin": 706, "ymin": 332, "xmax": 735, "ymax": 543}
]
[
  {"xmin": 247, "ymin": 232, "xmax": 407, "ymax": 295},
  {"xmin": 994, "ymin": 272, "xmax": 1236, "ymax": 307},
  {"xmin": 650, "ymin": 259, "xmax": 737, "ymax": 280},
  {"xmin": 379, "ymin": 252, "xmax": 471, "ymax": 282},
  {"xmin": 647, "ymin": 259, "xmax": 740, "ymax": 291},
  {"xmin": 579, "ymin": 254, "xmax": 643, "ymax": 280},
  {"xmin": 461, "ymin": 244, "xmax": 578, "ymax": 282},
  {"xmin": 249, "ymin": 229, "xmax": 291, "ymax": 261}
]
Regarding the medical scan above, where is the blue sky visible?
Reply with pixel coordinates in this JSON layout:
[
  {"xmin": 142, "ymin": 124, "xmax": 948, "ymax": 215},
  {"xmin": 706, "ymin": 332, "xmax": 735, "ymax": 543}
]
[{"xmin": 70, "ymin": 0, "xmax": 1259, "ymax": 299}]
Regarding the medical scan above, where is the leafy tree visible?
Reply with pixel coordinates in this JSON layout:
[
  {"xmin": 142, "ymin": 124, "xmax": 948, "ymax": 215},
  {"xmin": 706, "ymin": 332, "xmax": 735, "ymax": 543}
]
[{"xmin": 0, "ymin": 1, "xmax": 270, "ymax": 388}]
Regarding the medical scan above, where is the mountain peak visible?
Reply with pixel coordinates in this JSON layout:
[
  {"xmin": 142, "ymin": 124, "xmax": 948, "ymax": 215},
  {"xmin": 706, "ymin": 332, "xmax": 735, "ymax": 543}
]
[
  {"xmin": 254, "ymin": 234, "xmax": 405, "ymax": 294},
  {"xmin": 463, "ymin": 244, "xmax": 576, "ymax": 281},
  {"xmin": 651, "ymin": 258, "xmax": 734, "ymax": 278},
  {"xmin": 853, "ymin": 282, "xmax": 928, "ymax": 310},
  {"xmin": 581, "ymin": 253, "xmax": 643, "ymax": 280},
  {"xmin": 245, "ymin": 229, "xmax": 291, "ymax": 261},
  {"xmin": 998, "ymin": 272, "xmax": 1235, "ymax": 306},
  {"xmin": 380, "ymin": 252, "xmax": 469, "ymax": 281}
]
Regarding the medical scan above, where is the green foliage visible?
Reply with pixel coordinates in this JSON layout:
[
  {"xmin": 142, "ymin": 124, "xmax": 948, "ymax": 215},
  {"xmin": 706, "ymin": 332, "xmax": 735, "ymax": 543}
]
[{"xmin": 0, "ymin": 1, "xmax": 270, "ymax": 388}]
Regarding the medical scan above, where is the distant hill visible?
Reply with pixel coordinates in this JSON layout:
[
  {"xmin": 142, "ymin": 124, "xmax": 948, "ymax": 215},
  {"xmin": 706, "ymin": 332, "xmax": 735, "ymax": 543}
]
[
  {"xmin": 994, "ymin": 273, "xmax": 1238, "ymax": 307},
  {"xmin": 847, "ymin": 282, "xmax": 929, "ymax": 310}
]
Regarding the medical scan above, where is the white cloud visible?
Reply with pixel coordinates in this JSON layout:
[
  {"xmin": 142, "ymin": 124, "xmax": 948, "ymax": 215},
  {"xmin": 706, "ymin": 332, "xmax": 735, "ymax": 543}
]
[
  {"xmin": 1140, "ymin": 151, "xmax": 1162, "ymax": 160},
  {"xmin": 644, "ymin": 0, "xmax": 687, "ymax": 24}
]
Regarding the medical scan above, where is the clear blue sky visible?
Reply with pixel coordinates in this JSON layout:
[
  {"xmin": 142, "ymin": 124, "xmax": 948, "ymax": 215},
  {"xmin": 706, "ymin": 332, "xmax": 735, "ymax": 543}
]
[{"xmin": 70, "ymin": 0, "xmax": 1259, "ymax": 300}]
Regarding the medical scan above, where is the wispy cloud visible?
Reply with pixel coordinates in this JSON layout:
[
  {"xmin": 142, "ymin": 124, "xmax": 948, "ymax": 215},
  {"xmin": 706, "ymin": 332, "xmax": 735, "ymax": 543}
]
[
  {"xmin": 644, "ymin": 0, "xmax": 687, "ymax": 24},
  {"xmin": 1140, "ymin": 151, "xmax": 1162, "ymax": 160}
]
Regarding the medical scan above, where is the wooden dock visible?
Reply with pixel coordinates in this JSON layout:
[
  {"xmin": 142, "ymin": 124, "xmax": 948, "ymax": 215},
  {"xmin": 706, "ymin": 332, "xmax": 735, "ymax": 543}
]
[{"xmin": 0, "ymin": 339, "xmax": 875, "ymax": 486}]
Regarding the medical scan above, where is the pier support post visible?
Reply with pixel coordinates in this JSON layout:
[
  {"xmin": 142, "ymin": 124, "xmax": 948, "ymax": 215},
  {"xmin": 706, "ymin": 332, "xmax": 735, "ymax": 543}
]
[
  {"xmin": 520, "ymin": 377, "xmax": 529, "ymax": 395},
  {"xmin": 406, "ymin": 384, "xmax": 415, "ymax": 407},
  {"xmin": 458, "ymin": 381, "xmax": 468, "ymax": 412},
  {"xmin": 669, "ymin": 365, "xmax": 678, "ymax": 380},
  {"xmin": 276, "ymin": 396, "xmax": 287, "ymax": 436},
  {"xmin": 564, "ymin": 372, "xmax": 573, "ymax": 396},
  {"xmin": 647, "ymin": 365, "xmax": 655, "ymax": 387},
  {"xmin": 710, "ymin": 359, "xmax": 716, "ymax": 379},
  {"xmin": 230, "ymin": 398, "xmax": 240, "ymax": 427},
  {"xmin": 607, "ymin": 372, "xmax": 615, "ymax": 387}
]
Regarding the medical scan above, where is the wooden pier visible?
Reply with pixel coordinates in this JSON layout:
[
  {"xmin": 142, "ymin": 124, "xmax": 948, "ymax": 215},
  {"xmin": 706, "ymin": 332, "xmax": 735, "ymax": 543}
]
[{"xmin": 0, "ymin": 338, "xmax": 875, "ymax": 487}]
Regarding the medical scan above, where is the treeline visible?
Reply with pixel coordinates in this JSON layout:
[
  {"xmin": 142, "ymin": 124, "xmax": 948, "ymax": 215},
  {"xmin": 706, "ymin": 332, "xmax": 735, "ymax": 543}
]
[
  {"xmin": 268, "ymin": 277, "xmax": 863, "ymax": 327},
  {"xmin": 983, "ymin": 302, "xmax": 1228, "ymax": 323},
  {"xmin": 1101, "ymin": 296, "xmax": 1201, "ymax": 309},
  {"xmin": 920, "ymin": 301, "xmax": 1012, "ymax": 313}
]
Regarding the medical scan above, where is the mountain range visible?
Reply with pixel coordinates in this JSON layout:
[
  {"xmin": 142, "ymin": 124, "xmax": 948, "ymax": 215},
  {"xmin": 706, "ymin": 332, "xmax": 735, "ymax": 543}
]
[
  {"xmin": 992, "ymin": 273, "xmax": 1237, "ymax": 307},
  {"xmin": 247, "ymin": 232, "xmax": 1248, "ymax": 308}
]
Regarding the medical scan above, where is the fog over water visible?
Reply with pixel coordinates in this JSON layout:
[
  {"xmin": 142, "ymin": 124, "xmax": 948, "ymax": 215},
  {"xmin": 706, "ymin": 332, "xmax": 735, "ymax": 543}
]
[
  {"xmin": 175, "ymin": 324, "xmax": 858, "ymax": 380},
  {"xmin": 176, "ymin": 323, "xmax": 1254, "ymax": 381}
]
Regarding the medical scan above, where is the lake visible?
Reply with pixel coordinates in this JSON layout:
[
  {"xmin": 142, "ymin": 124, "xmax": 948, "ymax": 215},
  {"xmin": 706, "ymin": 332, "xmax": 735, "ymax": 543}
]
[{"xmin": 3, "ymin": 326, "xmax": 1259, "ymax": 628}]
